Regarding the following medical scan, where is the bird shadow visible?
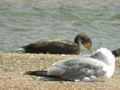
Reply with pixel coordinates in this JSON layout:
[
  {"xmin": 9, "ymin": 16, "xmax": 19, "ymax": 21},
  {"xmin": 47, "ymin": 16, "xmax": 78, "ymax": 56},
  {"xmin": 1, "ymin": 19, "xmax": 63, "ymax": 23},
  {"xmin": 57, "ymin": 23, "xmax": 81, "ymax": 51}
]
[{"xmin": 24, "ymin": 70, "xmax": 105, "ymax": 82}]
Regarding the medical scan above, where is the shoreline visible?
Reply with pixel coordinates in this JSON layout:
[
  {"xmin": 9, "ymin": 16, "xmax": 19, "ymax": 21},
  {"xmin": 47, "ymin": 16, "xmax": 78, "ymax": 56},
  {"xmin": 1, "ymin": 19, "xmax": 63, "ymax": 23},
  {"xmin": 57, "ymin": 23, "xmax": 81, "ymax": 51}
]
[{"xmin": 0, "ymin": 53, "xmax": 120, "ymax": 90}]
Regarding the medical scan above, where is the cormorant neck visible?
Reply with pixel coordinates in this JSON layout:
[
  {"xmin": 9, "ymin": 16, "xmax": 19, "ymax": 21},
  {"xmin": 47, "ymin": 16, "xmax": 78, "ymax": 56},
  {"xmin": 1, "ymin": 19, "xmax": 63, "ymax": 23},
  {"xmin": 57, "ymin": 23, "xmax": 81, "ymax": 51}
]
[{"xmin": 74, "ymin": 37, "xmax": 81, "ymax": 46}]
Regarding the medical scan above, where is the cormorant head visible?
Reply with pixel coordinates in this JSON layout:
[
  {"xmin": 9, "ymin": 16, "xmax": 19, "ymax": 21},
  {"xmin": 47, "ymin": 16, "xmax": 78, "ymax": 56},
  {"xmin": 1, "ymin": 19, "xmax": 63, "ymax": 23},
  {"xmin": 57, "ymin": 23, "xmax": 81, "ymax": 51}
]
[{"xmin": 74, "ymin": 33, "xmax": 92, "ymax": 52}]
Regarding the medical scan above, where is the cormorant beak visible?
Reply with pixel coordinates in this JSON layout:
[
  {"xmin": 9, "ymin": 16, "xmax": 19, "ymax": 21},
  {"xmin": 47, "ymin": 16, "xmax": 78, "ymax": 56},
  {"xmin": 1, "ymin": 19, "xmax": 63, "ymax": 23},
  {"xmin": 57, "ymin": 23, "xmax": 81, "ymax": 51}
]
[{"xmin": 84, "ymin": 43, "xmax": 92, "ymax": 52}]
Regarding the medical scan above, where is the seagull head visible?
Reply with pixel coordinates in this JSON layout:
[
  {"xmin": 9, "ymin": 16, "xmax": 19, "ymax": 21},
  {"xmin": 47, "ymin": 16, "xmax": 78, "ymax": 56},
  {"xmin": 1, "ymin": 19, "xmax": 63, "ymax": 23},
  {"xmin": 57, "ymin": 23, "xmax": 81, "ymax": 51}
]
[{"xmin": 92, "ymin": 48, "xmax": 115, "ymax": 65}]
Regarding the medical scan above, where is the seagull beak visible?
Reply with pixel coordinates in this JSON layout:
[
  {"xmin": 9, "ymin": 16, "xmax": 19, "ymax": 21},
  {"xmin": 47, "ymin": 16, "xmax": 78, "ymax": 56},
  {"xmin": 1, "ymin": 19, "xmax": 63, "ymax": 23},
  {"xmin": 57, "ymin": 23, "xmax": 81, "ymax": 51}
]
[{"xmin": 84, "ymin": 43, "xmax": 92, "ymax": 52}]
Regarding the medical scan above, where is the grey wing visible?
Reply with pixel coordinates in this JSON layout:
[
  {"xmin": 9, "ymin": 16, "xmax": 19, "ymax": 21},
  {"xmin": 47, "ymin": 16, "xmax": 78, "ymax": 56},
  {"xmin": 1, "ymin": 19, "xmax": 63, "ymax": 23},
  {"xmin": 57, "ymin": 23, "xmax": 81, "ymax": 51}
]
[{"xmin": 47, "ymin": 62, "xmax": 106, "ymax": 81}]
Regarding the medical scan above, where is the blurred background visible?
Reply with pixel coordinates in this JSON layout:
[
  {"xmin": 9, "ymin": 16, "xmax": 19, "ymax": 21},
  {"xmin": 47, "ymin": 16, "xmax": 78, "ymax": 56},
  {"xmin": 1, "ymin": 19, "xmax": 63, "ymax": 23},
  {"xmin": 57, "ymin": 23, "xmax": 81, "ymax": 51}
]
[{"xmin": 0, "ymin": 0, "xmax": 120, "ymax": 53}]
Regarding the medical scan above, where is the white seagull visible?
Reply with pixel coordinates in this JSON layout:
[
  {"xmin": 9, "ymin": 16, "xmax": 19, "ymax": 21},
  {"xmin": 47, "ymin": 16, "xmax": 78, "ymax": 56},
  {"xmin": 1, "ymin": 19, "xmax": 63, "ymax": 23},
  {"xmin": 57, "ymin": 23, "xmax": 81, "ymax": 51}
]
[{"xmin": 27, "ymin": 48, "xmax": 115, "ymax": 82}]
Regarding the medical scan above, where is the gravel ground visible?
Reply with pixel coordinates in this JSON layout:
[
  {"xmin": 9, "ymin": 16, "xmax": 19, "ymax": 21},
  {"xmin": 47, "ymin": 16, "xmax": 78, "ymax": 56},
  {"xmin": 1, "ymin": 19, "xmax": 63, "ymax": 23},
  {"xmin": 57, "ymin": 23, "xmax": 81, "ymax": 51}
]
[{"xmin": 0, "ymin": 53, "xmax": 120, "ymax": 90}]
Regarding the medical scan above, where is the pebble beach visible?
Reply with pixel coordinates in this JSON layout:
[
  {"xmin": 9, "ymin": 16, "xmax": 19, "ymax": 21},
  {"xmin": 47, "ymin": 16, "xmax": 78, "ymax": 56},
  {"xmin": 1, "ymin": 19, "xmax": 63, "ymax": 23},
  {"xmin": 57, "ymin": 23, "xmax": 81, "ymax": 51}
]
[{"xmin": 0, "ymin": 53, "xmax": 120, "ymax": 90}]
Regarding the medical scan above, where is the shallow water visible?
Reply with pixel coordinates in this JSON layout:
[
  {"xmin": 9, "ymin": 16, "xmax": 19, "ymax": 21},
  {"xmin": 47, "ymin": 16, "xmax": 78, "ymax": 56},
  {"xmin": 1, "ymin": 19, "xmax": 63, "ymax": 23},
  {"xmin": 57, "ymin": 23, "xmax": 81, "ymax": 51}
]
[{"xmin": 0, "ymin": 1, "xmax": 120, "ymax": 53}]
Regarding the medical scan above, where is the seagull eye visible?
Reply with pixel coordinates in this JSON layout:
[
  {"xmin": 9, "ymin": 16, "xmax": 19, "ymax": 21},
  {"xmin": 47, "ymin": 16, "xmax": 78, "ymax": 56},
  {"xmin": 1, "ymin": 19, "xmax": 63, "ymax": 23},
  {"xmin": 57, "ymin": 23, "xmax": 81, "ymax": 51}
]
[{"xmin": 90, "ymin": 53, "xmax": 98, "ymax": 58}]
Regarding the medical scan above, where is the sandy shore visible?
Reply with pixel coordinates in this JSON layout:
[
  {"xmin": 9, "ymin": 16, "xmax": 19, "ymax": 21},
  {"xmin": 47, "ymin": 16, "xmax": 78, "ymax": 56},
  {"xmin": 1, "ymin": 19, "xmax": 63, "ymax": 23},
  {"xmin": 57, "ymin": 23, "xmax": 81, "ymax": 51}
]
[{"xmin": 0, "ymin": 53, "xmax": 120, "ymax": 90}]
